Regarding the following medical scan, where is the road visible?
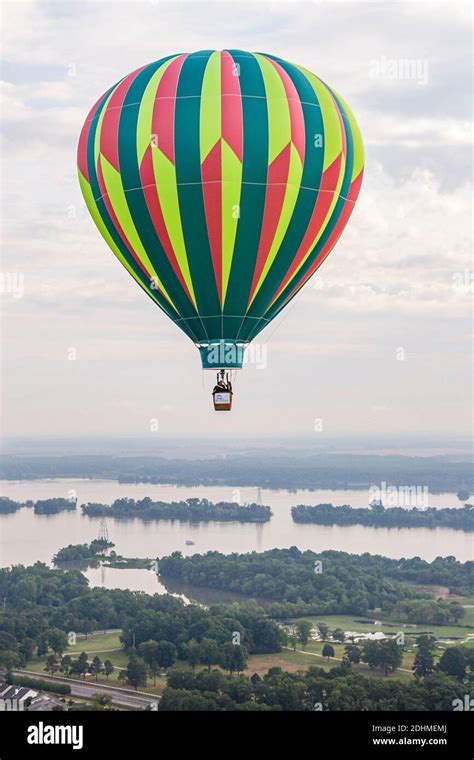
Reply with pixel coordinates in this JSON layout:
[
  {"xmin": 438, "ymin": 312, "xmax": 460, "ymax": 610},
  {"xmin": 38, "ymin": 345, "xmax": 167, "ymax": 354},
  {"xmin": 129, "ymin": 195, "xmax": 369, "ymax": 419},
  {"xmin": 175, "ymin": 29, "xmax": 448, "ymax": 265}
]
[{"xmin": 12, "ymin": 670, "xmax": 159, "ymax": 710}]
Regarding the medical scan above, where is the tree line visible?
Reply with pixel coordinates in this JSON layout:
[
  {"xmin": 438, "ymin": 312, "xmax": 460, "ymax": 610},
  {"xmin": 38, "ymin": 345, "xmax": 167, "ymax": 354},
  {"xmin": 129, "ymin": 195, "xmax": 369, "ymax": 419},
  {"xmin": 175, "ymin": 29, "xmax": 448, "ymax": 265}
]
[
  {"xmin": 292, "ymin": 503, "xmax": 474, "ymax": 531},
  {"xmin": 158, "ymin": 658, "xmax": 473, "ymax": 711},
  {"xmin": 1, "ymin": 452, "xmax": 471, "ymax": 493}
]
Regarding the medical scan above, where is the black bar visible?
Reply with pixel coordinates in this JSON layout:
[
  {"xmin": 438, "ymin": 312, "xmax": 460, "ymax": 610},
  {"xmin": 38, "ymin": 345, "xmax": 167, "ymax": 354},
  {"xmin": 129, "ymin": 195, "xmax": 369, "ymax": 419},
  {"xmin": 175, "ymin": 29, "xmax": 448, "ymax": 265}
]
[{"xmin": 1, "ymin": 711, "xmax": 472, "ymax": 758}]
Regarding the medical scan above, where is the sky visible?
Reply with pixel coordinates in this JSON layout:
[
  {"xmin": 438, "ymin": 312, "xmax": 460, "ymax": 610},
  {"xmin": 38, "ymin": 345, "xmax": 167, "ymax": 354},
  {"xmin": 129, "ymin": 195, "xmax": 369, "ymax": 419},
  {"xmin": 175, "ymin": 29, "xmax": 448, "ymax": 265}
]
[{"xmin": 0, "ymin": 0, "xmax": 472, "ymax": 440}]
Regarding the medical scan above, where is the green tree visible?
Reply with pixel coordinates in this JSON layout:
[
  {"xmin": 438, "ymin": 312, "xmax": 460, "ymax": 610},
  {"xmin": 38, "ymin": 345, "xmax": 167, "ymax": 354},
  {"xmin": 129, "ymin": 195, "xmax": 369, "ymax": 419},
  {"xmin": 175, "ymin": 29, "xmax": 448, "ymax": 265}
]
[
  {"xmin": 89, "ymin": 655, "xmax": 103, "ymax": 681},
  {"xmin": 44, "ymin": 654, "xmax": 59, "ymax": 675},
  {"xmin": 333, "ymin": 628, "xmax": 345, "ymax": 643},
  {"xmin": 138, "ymin": 640, "xmax": 161, "ymax": 684},
  {"xmin": 322, "ymin": 643, "xmax": 335, "ymax": 661},
  {"xmin": 220, "ymin": 644, "xmax": 248, "ymax": 675},
  {"xmin": 438, "ymin": 647, "xmax": 466, "ymax": 681},
  {"xmin": 296, "ymin": 620, "xmax": 313, "ymax": 648},
  {"xmin": 448, "ymin": 601, "xmax": 465, "ymax": 624},
  {"xmin": 199, "ymin": 638, "xmax": 219, "ymax": 673},
  {"xmin": 413, "ymin": 635, "xmax": 436, "ymax": 678},
  {"xmin": 185, "ymin": 640, "xmax": 201, "ymax": 671},
  {"xmin": 37, "ymin": 635, "xmax": 48, "ymax": 658},
  {"xmin": 18, "ymin": 638, "xmax": 35, "ymax": 667},
  {"xmin": 317, "ymin": 623, "xmax": 329, "ymax": 642},
  {"xmin": 47, "ymin": 628, "xmax": 68, "ymax": 657},
  {"xmin": 379, "ymin": 640, "xmax": 403, "ymax": 676},
  {"xmin": 0, "ymin": 650, "xmax": 20, "ymax": 670},
  {"xmin": 60, "ymin": 655, "xmax": 73, "ymax": 676},
  {"xmin": 72, "ymin": 652, "xmax": 89, "ymax": 678},
  {"xmin": 103, "ymin": 660, "xmax": 114, "ymax": 680},
  {"xmin": 120, "ymin": 656, "xmax": 148, "ymax": 690},
  {"xmin": 344, "ymin": 644, "xmax": 361, "ymax": 664},
  {"xmin": 361, "ymin": 640, "xmax": 382, "ymax": 670},
  {"xmin": 91, "ymin": 693, "xmax": 112, "ymax": 710},
  {"xmin": 288, "ymin": 632, "xmax": 298, "ymax": 651},
  {"xmin": 155, "ymin": 641, "xmax": 177, "ymax": 672}
]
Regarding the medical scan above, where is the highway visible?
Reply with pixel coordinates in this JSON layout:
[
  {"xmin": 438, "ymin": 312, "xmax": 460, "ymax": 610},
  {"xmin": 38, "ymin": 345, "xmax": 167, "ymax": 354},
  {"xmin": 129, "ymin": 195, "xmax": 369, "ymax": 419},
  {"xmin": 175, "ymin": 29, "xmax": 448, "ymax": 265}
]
[{"xmin": 12, "ymin": 670, "xmax": 160, "ymax": 710}]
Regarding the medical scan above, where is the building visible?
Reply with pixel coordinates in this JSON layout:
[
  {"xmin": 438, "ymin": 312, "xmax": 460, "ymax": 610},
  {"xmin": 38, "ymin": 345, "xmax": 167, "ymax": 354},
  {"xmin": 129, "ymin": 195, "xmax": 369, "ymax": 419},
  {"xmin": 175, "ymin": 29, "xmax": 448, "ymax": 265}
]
[{"xmin": 0, "ymin": 685, "xmax": 38, "ymax": 710}]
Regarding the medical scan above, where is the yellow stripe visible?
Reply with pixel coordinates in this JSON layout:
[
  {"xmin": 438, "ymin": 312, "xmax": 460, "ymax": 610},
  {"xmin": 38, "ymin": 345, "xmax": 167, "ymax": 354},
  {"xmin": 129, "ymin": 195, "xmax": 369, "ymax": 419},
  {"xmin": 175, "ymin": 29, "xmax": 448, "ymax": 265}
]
[
  {"xmin": 297, "ymin": 66, "xmax": 343, "ymax": 172},
  {"xmin": 330, "ymin": 88, "xmax": 364, "ymax": 181},
  {"xmin": 254, "ymin": 53, "xmax": 291, "ymax": 164},
  {"xmin": 200, "ymin": 51, "xmax": 221, "ymax": 162},
  {"xmin": 151, "ymin": 148, "xmax": 198, "ymax": 309},
  {"xmin": 99, "ymin": 154, "xmax": 177, "ymax": 311}
]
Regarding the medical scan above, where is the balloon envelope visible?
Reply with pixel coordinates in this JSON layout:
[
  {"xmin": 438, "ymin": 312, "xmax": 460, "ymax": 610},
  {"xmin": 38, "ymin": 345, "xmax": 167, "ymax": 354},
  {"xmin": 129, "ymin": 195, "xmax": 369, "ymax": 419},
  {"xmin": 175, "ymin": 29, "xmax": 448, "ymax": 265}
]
[{"xmin": 78, "ymin": 50, "xmax": 364, "ymax": 368}]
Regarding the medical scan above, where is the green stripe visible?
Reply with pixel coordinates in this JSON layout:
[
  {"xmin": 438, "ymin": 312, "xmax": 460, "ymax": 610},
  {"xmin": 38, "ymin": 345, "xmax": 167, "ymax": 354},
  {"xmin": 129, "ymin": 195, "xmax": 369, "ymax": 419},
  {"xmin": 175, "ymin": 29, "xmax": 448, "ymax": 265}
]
[
  {"xmin": 221, "ymin": 50, "xmax": 268, "ymax": 339},
  {"xmin": 83, "ymin": 64, "xmax": 188, "ymax": 332},
  {"xmin": 240, "ymin": 57, "xmax": 324, "ymax": 339},
  {"xmin": 174, "ymin": 51, "xmax": 222, "ymax": 340},
  {"xmin": 118, "ymin": 59, "xmax": 204, "ymax": 341},
  {"xmin": 260, "ymin": 87, "xmax": 358, "ymax": 328}
]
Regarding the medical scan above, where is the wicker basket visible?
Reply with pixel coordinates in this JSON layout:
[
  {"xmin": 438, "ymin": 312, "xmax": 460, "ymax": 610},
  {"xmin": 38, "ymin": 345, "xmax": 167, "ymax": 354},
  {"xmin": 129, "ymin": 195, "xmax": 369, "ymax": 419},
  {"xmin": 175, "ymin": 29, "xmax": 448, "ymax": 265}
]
[{"xmin": 213, "ymin": 391, "xmax": 233, "ymax": 411}]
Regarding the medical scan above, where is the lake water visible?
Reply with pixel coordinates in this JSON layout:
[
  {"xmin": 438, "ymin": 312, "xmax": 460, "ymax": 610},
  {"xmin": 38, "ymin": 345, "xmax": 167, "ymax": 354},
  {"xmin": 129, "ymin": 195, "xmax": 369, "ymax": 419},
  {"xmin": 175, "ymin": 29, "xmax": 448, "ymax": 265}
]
[{"xmin": 0, "ymin": 480, "xmax": 472, "ymax": 593}]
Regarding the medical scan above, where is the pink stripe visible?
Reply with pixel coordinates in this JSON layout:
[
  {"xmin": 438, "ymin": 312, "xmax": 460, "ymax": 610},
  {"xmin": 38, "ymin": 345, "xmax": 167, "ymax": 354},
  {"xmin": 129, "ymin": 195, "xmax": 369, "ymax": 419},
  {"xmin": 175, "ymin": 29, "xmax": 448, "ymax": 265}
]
[
  {"xmin": 96, "ymin": 156, "xmax": 172, "ymax": 307},
  {"xmin": 139, "ymin": 144, "xmax": 195, "ymax": 306},
  {"xmin": 77, "ymin": 91, "xmax": 110, "ymax": 180},
  {"xmin": 152, "ymin": 55, "xmax": 186, "ymax": 165},
  {"xmin": 100, "ymin": 66, "xmax": 147, "ymax": 171},
  {"xmin": 221, "ymin": 51, "xmax": 243, "ymax": 161},
  {"xmin": 270, "ymin": 154, "xmax": 342, "ymax": 303},
  {"xmin": 201, "ymin": 140, "xmax": 223, "ymax": 302},
  {"xmin": 247, "ymin": 143, "xmax": 291, "ymax": 306}
]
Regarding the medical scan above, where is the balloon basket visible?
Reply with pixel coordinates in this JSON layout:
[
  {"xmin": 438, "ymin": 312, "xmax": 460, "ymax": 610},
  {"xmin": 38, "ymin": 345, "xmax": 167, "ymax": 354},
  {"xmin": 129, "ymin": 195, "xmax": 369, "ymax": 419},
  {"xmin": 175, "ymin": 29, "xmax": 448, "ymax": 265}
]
[{"xmin": 212, "ymin": 391, "xmax": 233, "ymax": 412}]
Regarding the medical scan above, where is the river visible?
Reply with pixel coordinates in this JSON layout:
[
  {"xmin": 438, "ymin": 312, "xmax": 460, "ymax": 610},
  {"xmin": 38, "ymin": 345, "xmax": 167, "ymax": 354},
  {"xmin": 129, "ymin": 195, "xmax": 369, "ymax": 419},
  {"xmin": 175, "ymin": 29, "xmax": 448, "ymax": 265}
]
[{"xmin": 0, "ymin": 479, "xmax": 472, "ymax": 592}]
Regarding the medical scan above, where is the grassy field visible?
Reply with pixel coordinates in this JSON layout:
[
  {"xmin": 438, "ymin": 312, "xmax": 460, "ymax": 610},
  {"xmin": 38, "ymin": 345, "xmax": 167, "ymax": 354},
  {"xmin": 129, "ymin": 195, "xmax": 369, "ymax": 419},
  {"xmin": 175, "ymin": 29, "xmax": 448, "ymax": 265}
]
[{"xmin": 245, "ymin": 647, "xmax": 416, "ymax": 683}]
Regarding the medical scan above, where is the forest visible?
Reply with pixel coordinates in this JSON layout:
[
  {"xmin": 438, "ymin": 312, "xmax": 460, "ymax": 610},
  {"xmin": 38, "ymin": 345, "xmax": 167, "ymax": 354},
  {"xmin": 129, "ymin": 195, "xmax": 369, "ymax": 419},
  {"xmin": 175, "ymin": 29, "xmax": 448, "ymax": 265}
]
[
  {"xmin": 158, "ymin": 548, "xmax": 473, "ymax": 620},
  {"xmin": 0, "ymin": 563, "xmax": 284, "ymax": 675}
]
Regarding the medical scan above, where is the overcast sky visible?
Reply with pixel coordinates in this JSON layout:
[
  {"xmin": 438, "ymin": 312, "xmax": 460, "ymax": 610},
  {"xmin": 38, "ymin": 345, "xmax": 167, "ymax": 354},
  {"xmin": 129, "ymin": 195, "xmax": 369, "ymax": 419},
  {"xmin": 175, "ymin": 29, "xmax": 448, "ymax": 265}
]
[{"xmin": 0, "ymin": 0, "xmax": 472, "ymax": 440}]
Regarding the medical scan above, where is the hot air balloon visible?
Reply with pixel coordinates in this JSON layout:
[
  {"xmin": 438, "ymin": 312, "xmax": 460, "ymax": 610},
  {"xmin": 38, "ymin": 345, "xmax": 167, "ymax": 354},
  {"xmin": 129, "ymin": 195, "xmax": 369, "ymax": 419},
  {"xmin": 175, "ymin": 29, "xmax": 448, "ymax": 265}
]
[{"xmin": 78, "ymin": 50, "xmax": 363, "ymax": 410}]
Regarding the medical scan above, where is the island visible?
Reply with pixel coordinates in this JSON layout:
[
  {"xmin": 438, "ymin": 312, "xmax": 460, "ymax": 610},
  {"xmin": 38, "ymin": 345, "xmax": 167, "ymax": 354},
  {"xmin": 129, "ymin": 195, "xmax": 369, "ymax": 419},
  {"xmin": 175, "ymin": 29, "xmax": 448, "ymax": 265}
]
[
  {"xmin": 291, "ymin": 502, "xmax": 474, "ymax": 531},
  {"xmin": 0, "ymin": 496, "xmax": 33, "ymax": 514},
  {"xmin": 34, "ymin": 498, "xmax": 77, "ymax": 515},
  {"xmin": 0, "ymin": 496, "xmax": 76, "ymax": 515},
  {"xmin": 53, "ymin": 539, "xmax": 114, "ymax": 565},
  {"xmin": 81, "ymin": 497, "xmax": 272, "ymax": 523}
]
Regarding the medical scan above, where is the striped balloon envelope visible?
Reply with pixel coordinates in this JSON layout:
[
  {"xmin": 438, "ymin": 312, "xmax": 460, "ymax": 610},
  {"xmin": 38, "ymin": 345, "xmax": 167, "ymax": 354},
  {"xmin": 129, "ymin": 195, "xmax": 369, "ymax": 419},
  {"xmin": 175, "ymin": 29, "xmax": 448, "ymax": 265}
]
[{"xmin": 78, "ymin": 50, "xmax": 364, "ymax": 369}]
